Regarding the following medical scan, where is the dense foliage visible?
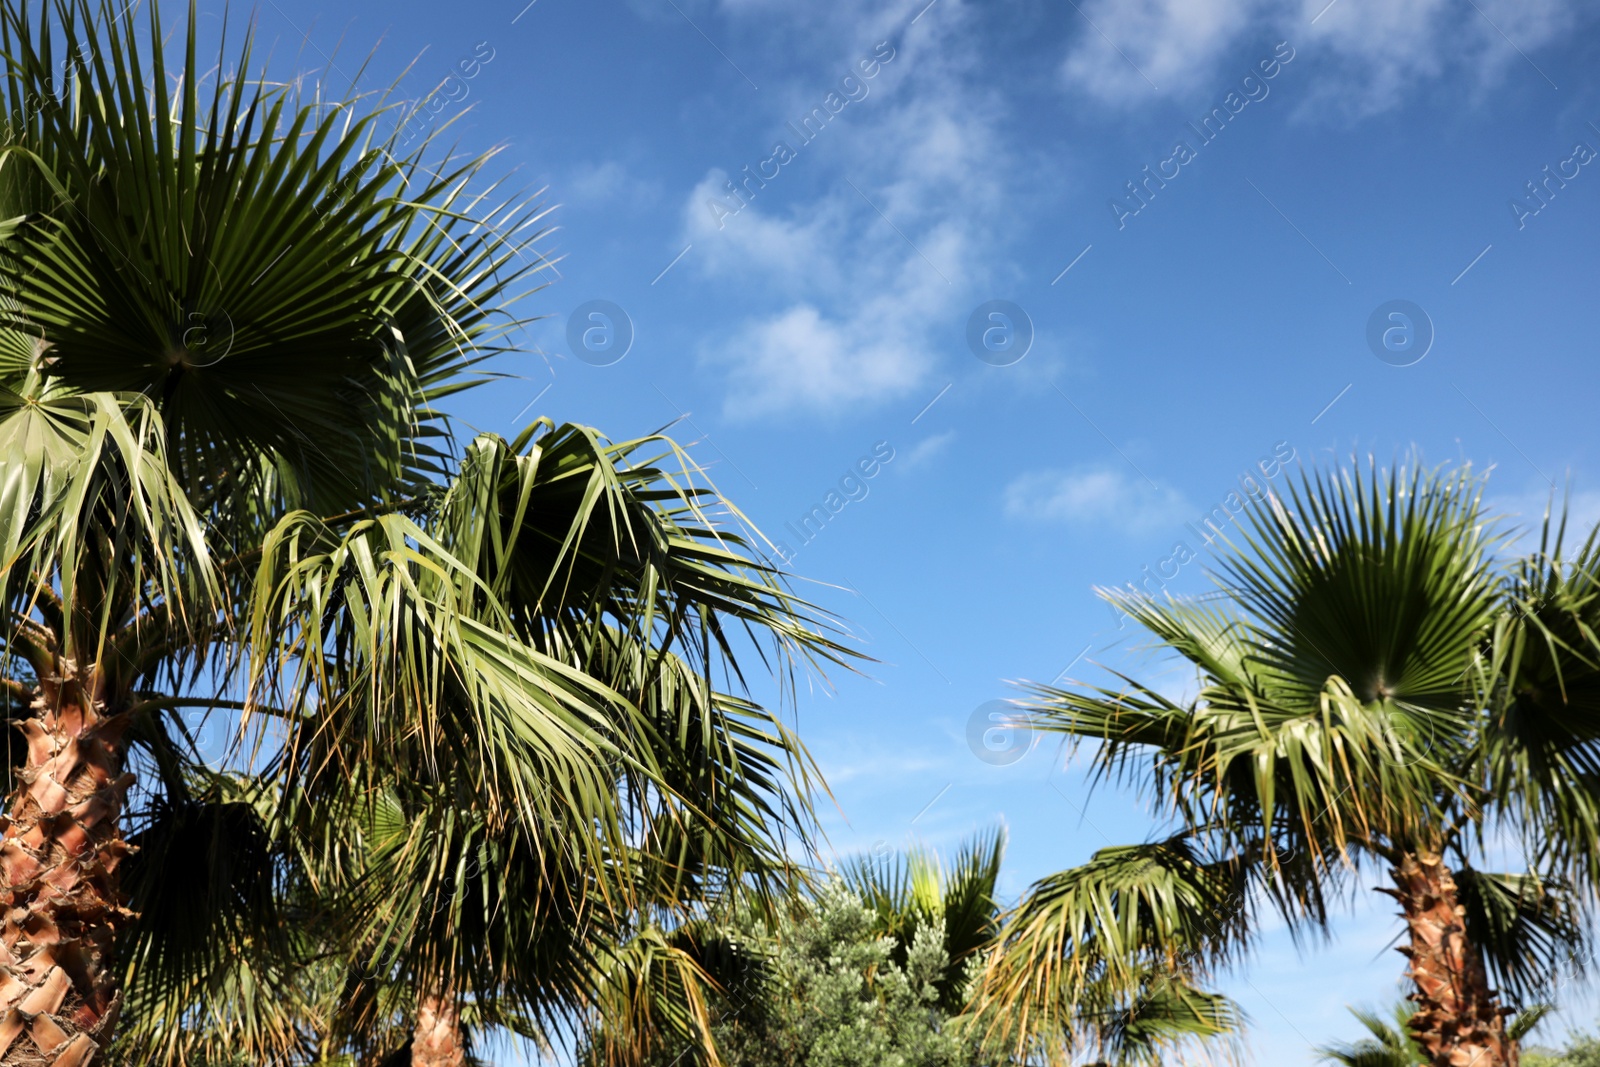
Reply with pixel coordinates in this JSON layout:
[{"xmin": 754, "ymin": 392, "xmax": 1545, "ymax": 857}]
[
  {"xmin": 1526, "ymin": 1034, "xmax": 1600, "ymax": 1067},
  {"xmin": 668, "ymin": 882, "xmax": 985, "ymax": 1067},
  {"xmin": 578, "ymin": 832, "xmax": 1245, "ymax": 1067}
]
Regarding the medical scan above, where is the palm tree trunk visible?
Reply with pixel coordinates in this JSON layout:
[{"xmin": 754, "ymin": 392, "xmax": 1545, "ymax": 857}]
[
  {"xmin": 412, "ymin": 982, "xmax": 465, "ymax": 1067},
  {"xmin": 0, "ymin": 667, "xmax": 132, "ymax": 1066},
  {"xmin": 1390, "ymin": 851, "xmax": 1516, "ymax": 1067}
]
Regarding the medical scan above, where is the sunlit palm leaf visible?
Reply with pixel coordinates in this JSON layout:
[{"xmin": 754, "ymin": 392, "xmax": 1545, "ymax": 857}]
[
  {"xmin": 975, "ymin": 832, "xmax": 1248, "ymax": 1059},
  {"xmin": 583, "ymin": 925, "xmax": 722, "ymax": 1067},
  {"xmin": 1089, "ymin": 973, "xmax": 1243, "ymax": 1067},
  {"xmin": 0, "ymin": 382, "xmax": 215, "ymax": 671},
  {"xmin": 839, "ymin": 827, "xmax": 1004, "ymax": 1013}
]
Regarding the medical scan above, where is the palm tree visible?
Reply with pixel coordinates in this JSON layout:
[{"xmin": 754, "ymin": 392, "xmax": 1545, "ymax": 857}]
[
  {"xmin": 276, "ymin": 429, "xmax": 843, "ymax": 1065},
  {"xmin": 1318, "ymin": 1001, "xmax": 1549, "ymax": 1066},
  {"xmin": 1320, "ymin": 1001, "xmax": 1431, "ymax": 1067},
  {"xmin": 839, "ymin": 827, "xmax": 1006, "ymax": 1014},
  {"xmin": 0, "ymin": 3, "xmax": 849, "ymax": 1063},
  {"xmin": 977, "ymin": 463, "xmax": 1600, "ymax": 1067},
  {"xmin": 0, "ymin": 0, "xmax": 518, "ymax": 1055},
  {"xmin": 974, "ymin": 832, "xmax": 1245, "ymax": 1066},
  {"xmin": 843, "ymin": 830, "xmax": 1237, "ymax": 1067}
]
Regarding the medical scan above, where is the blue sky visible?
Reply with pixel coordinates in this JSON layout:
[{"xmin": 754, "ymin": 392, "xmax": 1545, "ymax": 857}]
[{"xmin": 238, "ymin": 0, "xmax": 1600, "ymax": 1059}]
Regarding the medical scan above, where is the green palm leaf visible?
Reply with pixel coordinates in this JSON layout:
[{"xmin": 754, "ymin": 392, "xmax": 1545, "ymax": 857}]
[
  {"xmin": 1456, "ymin": 869, "xmax": 1584, "ymax": 1005},
  {"xmin": 0, "ymin": 0, "xmax": 554, "ymax": 523},
  {"xmin": 1317, "ymin": 1002, "xmax": 1424, "ymax": 1067},
  {"xmin": 974, "ymin": 831, "xmax": 1248, "ymax": 1058}
]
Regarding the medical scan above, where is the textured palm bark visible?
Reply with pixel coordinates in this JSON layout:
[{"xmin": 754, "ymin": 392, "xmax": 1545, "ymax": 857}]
[
  {"xmin": 412, "ymin": 984, "xmax": 465, "ymax": 1067},
  {"xmin": 1391, "ymin": 852, "xmax": 1515, "ymax": 1067},
  {"xmin": 0, "ymin": 664, "xmax": 132, "ymax": 1066}
]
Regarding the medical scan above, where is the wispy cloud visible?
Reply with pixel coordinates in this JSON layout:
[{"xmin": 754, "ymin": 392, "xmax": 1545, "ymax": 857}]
[
  {"xmin": 822, "ymin": 751, "xmax": 948, "ymax": 785},
  {"xmin": 1004, "ymin": 465, "xmax": 1192, "ymax": 535},
  {"xmin": 679, "ymin": 1, "xmax": 1011, "ymax": 419},
  {"xmin": 896, "ymin": 430, "xmax": 956, "ymax": 473},
  {"xmin": 565, "ymin": 160, "xmax": 659, "ymax": 207},
  {"xmin": 1058, "ymin": 0, "xmax": 1581, "ymax": 117}
]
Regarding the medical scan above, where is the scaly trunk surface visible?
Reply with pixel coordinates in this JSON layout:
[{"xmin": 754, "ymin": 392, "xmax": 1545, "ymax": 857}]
[
  {"xmin": 1392, "ymin": 851, "xmax": 1515, "ymax": 1067},
  {"xmin": 412, "ymin": 983, "xmax": 465, "ymax": 1067},
  {"xmin": 0, "ymin": 664, "xmax": 132, "ymax": 1066}
]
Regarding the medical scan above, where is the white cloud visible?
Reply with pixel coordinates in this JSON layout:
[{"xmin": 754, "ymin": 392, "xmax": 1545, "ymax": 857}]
[
  {"xmin": 897, "ymin": 430, "xmax": 956, "ymax": 473},
  {"xmin": 669, "ymin": 0, "xmax": 1586, "ymax": 422},
  {"xmin": 1059, "ymin": 0, "xmax": 1258, "ymax": 102},
  {"xmin": 1295, "ymin": 0, "xmax": 1577, "ymax": 116},
  {"xmin": 1057, "ymin": 0, "xmax": 1582, "ymax": 117},
  {"xmin": 704, "ymin": 298, "xmax": 934, "ymax": 419},
  {"xmin": 564, "ymin": 160, "xmax": 658, "ymax": 207},
  {"xmin": 678, "ymin": 2, "xmax": 1013, "ymax": 420},
  {"xmin": 823, "ymin": 750, "xmax": 946, "ymax": 785},
  {"xmin": 1004, "ymin": 464, "xmax": 1193, "ymax": 535}
]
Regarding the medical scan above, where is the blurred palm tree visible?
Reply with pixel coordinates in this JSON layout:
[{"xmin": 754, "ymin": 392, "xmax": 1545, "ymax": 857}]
[
  {"xmin": 1320, "ymin": 1002, "xmax": 1431, "ymax": 1067},
  {"xmin": 1318, "ymin": 1001, "xmax": 1549, "ymax": 1067}
]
